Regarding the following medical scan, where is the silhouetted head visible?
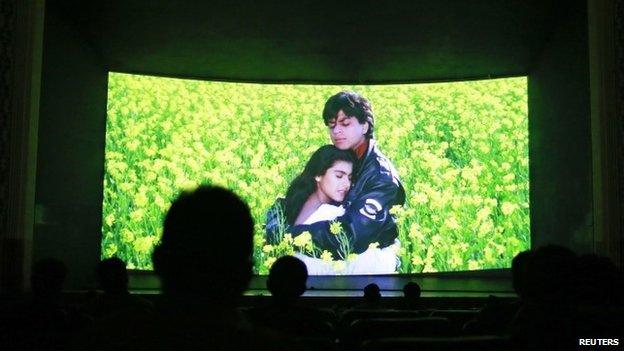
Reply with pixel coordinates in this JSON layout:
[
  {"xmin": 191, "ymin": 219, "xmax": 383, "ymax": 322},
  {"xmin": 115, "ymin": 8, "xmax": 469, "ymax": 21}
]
[
  {"xmin": 284, "ymin": 145, "xmax": 356, "ymax": 224},
  {"xmin": 511, "ymin": 250, "xmax": 532, "ymax": 299},
  {"xmin": 152, "ymin": 186, "xmax": 253, "ymax": 302},
  {"xmin": 96, "ymin": 257, "xmax": 128, "ymax": 294},
  {"xmin": 402, "ymin": 281, "xmax": 421, "ymax": 299},
  {"xmin": 524, "ymin": 244, "xmax": 577, "ymax": 304},
  {"xmin": 31, "ymin": 258, "xmax": 67, "ymax": 298},
  {"xmin": 363, "ymin": 283, "xmax": 381, "ymax": 303},
  {"xmin": 266, "ymin": 255, "xmax": 308, "ymax": 303}
]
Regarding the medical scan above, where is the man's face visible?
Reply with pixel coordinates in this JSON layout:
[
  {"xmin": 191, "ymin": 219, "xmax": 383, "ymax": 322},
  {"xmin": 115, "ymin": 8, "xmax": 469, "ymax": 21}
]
[{"xmin": 327, "ymin": 110, "xmax": 369, "ymax": 150}]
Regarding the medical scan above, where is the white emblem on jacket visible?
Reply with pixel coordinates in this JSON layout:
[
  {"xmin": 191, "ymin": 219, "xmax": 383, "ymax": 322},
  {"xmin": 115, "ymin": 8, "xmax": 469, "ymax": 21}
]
[{"xmin": 359, "ymin": 198, "xmax": 382, "ymax": 220}]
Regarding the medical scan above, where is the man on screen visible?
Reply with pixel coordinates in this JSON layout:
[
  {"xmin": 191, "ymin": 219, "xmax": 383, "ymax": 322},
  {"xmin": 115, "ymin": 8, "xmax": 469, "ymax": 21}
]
[{"xmin": 268, "ymin": 91, "xmax": 405, "ymax": 274}]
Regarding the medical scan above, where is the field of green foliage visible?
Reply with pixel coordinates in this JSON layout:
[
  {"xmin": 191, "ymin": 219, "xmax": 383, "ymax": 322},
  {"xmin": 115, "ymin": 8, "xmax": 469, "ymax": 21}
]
[{"xmin": 101, "ymin": 73, "xmax": 529, "ymax": 274}]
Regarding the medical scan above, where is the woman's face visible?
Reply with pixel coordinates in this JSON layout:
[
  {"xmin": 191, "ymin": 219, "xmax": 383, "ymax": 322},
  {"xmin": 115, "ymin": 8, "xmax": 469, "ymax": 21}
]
[{"xmin": 315, "ymin": 160, "xmax": 353, "ymax": 203}]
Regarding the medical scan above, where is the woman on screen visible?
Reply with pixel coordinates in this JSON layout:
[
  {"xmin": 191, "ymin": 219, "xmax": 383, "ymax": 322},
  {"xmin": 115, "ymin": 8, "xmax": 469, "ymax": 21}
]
[{"xmin": 265, "ymin": 145, "xmax": 398, "ymax": 275}]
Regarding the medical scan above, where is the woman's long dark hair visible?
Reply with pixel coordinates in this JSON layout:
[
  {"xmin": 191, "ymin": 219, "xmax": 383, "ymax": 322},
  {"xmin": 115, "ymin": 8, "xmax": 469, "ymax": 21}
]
[{"xmin": 284, "ymin": 145, "xmax": 356, "ymax": 225}]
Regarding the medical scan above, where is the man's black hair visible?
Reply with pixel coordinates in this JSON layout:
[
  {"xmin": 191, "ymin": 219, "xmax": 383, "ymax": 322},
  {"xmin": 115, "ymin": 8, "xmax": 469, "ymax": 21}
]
[{"xmin": 323, "ymin": 91, "xmax": 374, "ymax": 139}]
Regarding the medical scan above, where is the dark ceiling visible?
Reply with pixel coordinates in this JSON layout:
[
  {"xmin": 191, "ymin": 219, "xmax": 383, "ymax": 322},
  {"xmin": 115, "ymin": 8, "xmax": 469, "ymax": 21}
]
[{"xmin": 51, "ymin": 0, "xmax": 563, "ymax": 83}]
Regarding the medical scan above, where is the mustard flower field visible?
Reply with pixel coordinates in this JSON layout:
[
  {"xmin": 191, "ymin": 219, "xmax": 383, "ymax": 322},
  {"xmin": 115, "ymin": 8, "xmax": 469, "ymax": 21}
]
[{"xmin": 101, "ymin": 73, "xmax": 530, "ymax": 274}]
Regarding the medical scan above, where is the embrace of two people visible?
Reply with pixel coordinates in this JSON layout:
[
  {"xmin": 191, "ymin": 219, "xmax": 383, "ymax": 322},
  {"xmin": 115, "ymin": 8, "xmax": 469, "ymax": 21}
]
[{"xmin": 265, "ymin": 91, "xmax": 406, "ymax": 275}]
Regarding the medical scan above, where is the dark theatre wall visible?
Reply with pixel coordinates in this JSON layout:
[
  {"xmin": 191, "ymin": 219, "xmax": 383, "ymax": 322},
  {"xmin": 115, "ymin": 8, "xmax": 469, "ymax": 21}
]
[
  {"xmin": 1, "ymin": 0, "xmax": 621, "ymax": 290},
  {"xmin": 34, "ymin": 4, "xmax": 108, "ymax": 289},
  {"xmin": 1, "ymin": 0, "xmax": 16, "ymax": 289},
  {"xmin": 619, "ymin": 0, "xmax": 624, "ymax": 235},
  {"xmin": 529, "ymin": 4, "xmax": 593, "ymax": 251}
]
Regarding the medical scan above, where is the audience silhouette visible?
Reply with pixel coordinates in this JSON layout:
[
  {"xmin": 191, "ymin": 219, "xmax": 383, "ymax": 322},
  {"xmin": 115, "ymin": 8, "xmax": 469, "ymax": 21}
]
[
  {"xmin": 509, "ymin": 245, "xmax": 580, "ymax": 350},
  {"xmin": 246, "ymin": 255, "xmax": 335, "ymax": 339},
  {"xmin": 267, "ymin": 255, "xmax": 309, "ymax": 305},
  {"xmin": 86, "ymin": 257, "xmax": 152, "ymax": 320},
  {"xmin": 31, "ymin": 258, "xmax": 68, "ymax": 302},
  {"xmin": 351, "ymin": 283, "xmax": 382, "ymax": 310},
  {"xmin": 72, "ymin": 186, "xmax": 297, "ymax": 350},
  {"xmin": 464, "ymin": 250, "xmax": 532, "ymax": 335},
  {"xmin": 1, "ymin": 258, "xmax": 89, "ymax": 350},
  {"xmin": 3, "ymin": 189, "xmax": 620, "ymax": 351},
  {"xmin": 511, "ymin": 250, "xmax": 532, "ymax": 301},
  {"xmin": 401, "ymin": 281, "xmax": 422, "ymax": 310}
]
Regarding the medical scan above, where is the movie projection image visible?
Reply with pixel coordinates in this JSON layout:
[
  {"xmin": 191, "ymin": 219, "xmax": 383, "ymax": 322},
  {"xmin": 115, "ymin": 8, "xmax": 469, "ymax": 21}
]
[{"xmin": 102, "ymin": 73, "xmax": 530, "ymax": 274}]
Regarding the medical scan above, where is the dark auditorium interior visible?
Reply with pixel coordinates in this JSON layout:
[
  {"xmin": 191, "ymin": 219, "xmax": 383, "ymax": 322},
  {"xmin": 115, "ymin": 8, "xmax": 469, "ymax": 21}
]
[{"xmin": 2, "ymin": 0, "xmax": 623, "ymax": 350}]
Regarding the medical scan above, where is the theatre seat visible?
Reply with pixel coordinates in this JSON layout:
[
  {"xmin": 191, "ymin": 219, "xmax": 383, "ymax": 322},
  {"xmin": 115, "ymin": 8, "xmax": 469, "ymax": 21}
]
[
  {"xmin": 428, "ymin": 309, "xmax": 480, "ymax": 332},
  {"xmin": 339, "ymin": 309, "xmax": 428, "ymax": 330},
  {"xmin": 359, "ymin": 335, "xmax": 510, "ymax": 351},
  {"xmin": 342, "ymin": 317, "xmax": 454, "ymax": 348}
]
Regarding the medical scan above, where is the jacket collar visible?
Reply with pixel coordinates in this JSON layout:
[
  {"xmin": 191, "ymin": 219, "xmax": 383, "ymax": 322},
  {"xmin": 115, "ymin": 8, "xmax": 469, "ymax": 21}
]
[{"xmin": 355, "ymin": 139, "xmax": 376, "ymax": 177}]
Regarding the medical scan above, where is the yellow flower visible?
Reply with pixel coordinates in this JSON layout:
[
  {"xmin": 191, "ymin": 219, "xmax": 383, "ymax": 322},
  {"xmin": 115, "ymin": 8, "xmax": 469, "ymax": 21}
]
[
  {"xmin": 461, "ymin": 168, "xmax": 477, "ymax": 183},
  {"xmin": 423, "ymin": 264, "xmax": 437, "ymax": 273},
  {"xmin": 105, "ymin": 214, "xmax": 115, "ymax": 227},
  {"xmin": 448, "ymin": 254, "xmax": 463, "ymax": 268},
  {"xmin": 264, "ymin": 257, "xmax": 276, "ymax": 268},
  {"xmin": 478, "ymin": 220, "xmax": 494, "ymax": 237},
  {"xmin": 484, "ymin": 246, "xmax": 496, "ymax": 263},
  {"xmin": 106, "ymin": 151, "xmax": 123, "ymax": 160},
  {"xmin": 431, "ymin": 234, "xmax": 442, "ymax": 246},
  {"xmin": 329, "ymin": 221, "xmax": 342, "ymax": 235},
  {"xmin": 444, "ymin": 216, "xmax": 460, "ymax": 230},
  {"xmin": 411, "ymin": 255, "xmax": 424, "ymax": 266},
  {"xmin": 389, "ymin": 205, "xmax": 404, "ymax": 216},
  {"xmin": 408, "ymin": 228, "xmax": 422, "ymax": 240},
  {"xmin": 476, "ymin": 207, "xmax": 491, "ymax": 222},
  {"xmin": 496, "ymin": 244, "xmax": 506, "ymax": 255},
  {"xmin": 293, "ymin": 231, "xmax": 311, "ymax": 247},
  {"xmin": 121, "ymin": 228, "xmax": 135, "ymax": 243},
  {"xmin": 133, "ymin": 237, "xmax": 154, "ymax": 254},
  {"xmin": 103, "ymin": 243, "xmax": 118, "ymax": 257},
  {"xmin": 127, "ymin": 139, "xmax": 140, "ymax": 152},
  {"xmin": 145, "ymin": 171, "xmax": 157, "ymax": 182},
  {"xmin": 119, "ymin": 182, "xmax": 133, "ymax": 192},
  {"xmin": 282, "ymin": 234, "xmax": 293, "ymax": 244},
  {"xmin": 347, "ymin": 253, "xmax": 358, "ymax": 261},
  {"xmin": 503, "ymin": 173, "xmax": 516, "ymax": 183},
  {"xmin": 368, "ymin": 242, "xmax": 380, "ymax": 249},
  {"xmin": 134, "ymin": 192, "xmax": 148, "ymax": 208},
  {"xmin": 505, "ymin": 184, "xmax": 518, "ymax": 191},
  {"xmin": 320, "ymin": 250, "xmax": 333, "ymax": 262},
  {"xmin": 411, "ymin": 193, "xmax": 428, "ymax": 204},
  {"xmin": 145, "ymin": 146, "xmax": 157, "ymax": 157},
  {"xmin": 486, "ymin": 198, "xmax": 498, "ymax": 207},
  {"xmin": 442, "ymin": 169, "xmax": 460, "ymax": 183},
  {"xmin": 468, "ymin": 260, "xmax": 480, "ymax": 270},
  {"xmin": 501, "ymin": 202, "xmax": 518, "ymax": 216},
  {"xmin": 262, "ymin": 245, "xmax": 273, "ymax": 253},
  {"xmin": 181, "ymin": 180, "xmax": 198, "ymax": 192},
  {"xmin": 253, "ymin": 235, "xmax": 265, "ymax": 247},
  {"xmin": 128, "ymin": 170, "xmax": 137, "ymax": 182},
  {"xmin": 154, "ymin": 195, "xmax": 169, "ymax": 212},
  {"xmin": 130, "ymin": 209, "xmax": 144, "ymax": 221}
]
